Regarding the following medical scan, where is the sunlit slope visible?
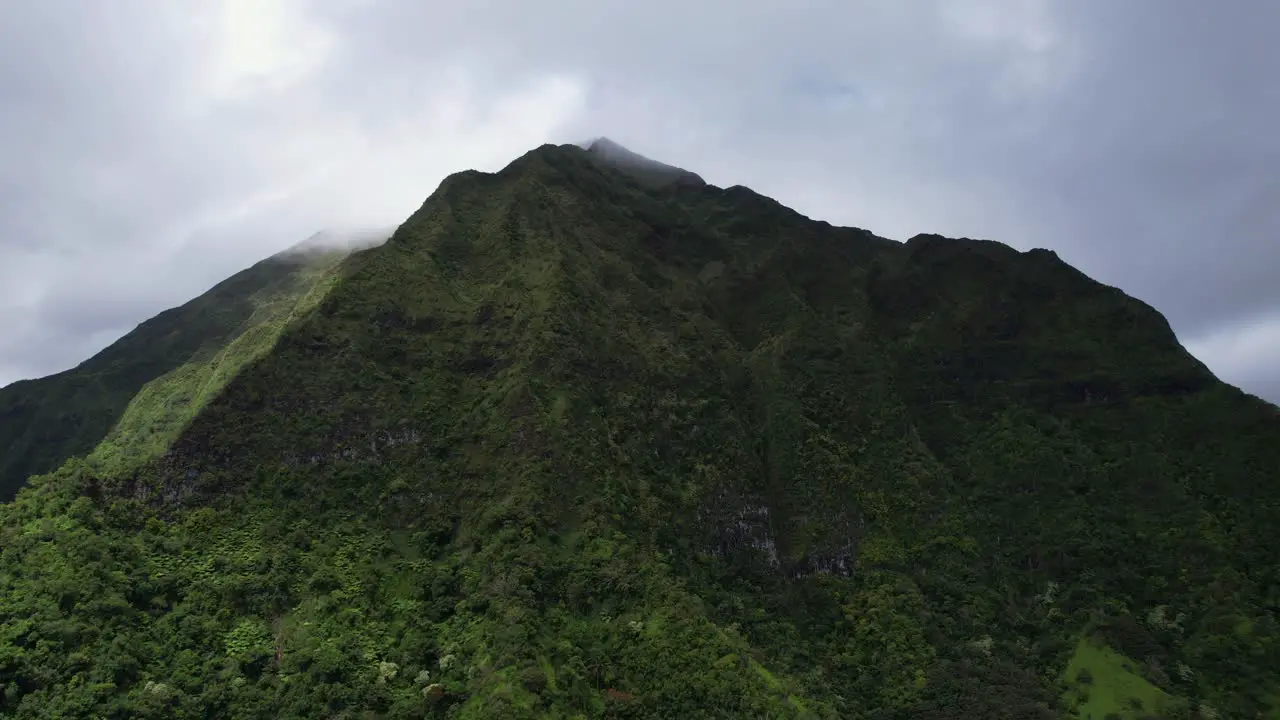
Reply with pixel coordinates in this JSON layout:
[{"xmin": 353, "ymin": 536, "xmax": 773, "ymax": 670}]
[{"xmin": 0, "ymin": 246, "xmax": 351, "ymax": 500}]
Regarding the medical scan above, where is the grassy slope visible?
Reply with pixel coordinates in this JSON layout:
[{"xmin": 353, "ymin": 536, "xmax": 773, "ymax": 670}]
[
  {"xmin": 1062, "ymin": 636, "xmax": 1173, "ymax": 720},
  {"xmin": 1, "ymin": 143, "xmax": 1277, "ymax": 719},
  {"xmin": 0, "ymin": 248, "xmax": 350, "ymax": 500}
]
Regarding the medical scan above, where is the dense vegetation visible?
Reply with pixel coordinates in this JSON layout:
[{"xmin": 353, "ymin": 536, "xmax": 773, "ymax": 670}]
[{"xmin": 1, "ymin": 140, "xmax": 1277, "ymax": 719}]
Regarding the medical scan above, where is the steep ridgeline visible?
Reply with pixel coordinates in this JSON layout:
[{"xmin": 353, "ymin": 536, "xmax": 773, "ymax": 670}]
[
  {"xmin": 0, "ymin": 244, "xmax": 352, "ymax": 501},
  {"xmin": 1, "ymin": 142, "xmax": 1277, "ymax": 720}
]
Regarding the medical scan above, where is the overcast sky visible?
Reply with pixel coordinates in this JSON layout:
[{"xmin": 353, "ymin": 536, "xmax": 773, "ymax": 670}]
[{"xmin": 1, "ymin": 1, "xmax": 1277, "ymax": 405}]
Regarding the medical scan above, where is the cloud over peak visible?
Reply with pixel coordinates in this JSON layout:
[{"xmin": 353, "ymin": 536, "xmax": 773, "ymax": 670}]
[{"xmin": 0, "ymin": 0, "xmax": 1276, "ymax": 404}]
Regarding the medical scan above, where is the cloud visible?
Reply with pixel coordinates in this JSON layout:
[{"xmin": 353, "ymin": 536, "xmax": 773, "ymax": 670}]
[
  {"xmin": 1187, "ymin": 312, "xmax": 1280, "ymax": 407},
  {"xmin": 0, "ymin": 0, "xmax": 1276, "ymax": 404}
]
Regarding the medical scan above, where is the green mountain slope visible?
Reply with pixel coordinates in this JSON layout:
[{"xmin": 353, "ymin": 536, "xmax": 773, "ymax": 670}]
[
  {"xmin": 0, "ymin": 244, "xmax": 352, "ymax": 501},
  {"xmin": 1, "ymin": 142, "xmax": 1277, "ymax": 719}
]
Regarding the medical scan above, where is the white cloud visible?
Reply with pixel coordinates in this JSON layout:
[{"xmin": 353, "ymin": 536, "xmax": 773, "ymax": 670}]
[
  {"xmin": 189, "ymin": 69, "xmax": 591, "ymax": 247},
  {"xmin": 1187, "ymin": 312, "xmax": 1280, "ymax": 402},
  {"xmin": 202, "ymin": 0, "xmax": 338, "ymax": 100}
]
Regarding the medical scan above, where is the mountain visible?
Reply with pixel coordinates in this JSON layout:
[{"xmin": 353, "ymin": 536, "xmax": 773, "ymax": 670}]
[{"xmin": 1, "ymin": 141, "xmax": 1277, "ymax": 720}]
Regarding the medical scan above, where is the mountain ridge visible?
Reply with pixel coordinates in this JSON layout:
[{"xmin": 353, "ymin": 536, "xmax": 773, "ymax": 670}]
[{"xmin": 0, "ymin": 241, "xmax": 361, "ymax": 500}]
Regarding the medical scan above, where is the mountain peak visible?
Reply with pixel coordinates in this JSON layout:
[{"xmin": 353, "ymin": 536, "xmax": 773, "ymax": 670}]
[
  {"xmin": 278, "ymin": 228, "xmax": 391, "ymax": 258},
  {"xmin": 582, "ymin": 135, "xmax": 707, "ymax": 188},
  {"xmin": 583, "ymin": 135, "xmax": 628, "ymax": 154}
]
